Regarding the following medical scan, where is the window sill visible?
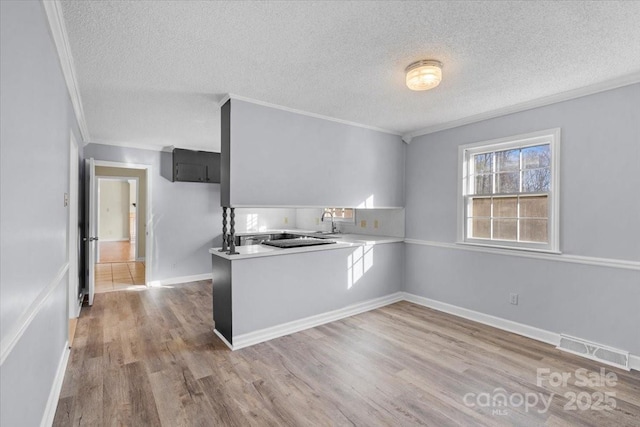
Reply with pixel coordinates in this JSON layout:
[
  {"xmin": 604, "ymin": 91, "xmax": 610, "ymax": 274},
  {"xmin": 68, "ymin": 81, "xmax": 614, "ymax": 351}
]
[{"xmin": 455, "ymin": 241, "xmax": 562, "ymax": 255}]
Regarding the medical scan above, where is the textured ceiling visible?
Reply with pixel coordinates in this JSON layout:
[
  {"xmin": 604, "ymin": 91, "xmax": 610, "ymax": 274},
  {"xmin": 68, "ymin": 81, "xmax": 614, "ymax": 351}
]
[{"xmin": 60, "ymin": 1, "xmax": 640, "ymax": 151}]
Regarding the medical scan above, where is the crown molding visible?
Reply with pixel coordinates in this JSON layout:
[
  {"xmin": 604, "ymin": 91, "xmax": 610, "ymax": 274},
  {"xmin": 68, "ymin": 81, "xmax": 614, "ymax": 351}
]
[
  {"xmin": 42, "ymin": 0, "xmax": 91, "ymax": 143},
  {"xmin": 87, "ymin": 139, "xmax": 220, "ymax": 153},
  {"xmin": 405, "ymin": 72, "xmax": 640, "ymax": 141},
  {"xmin": 219, "ymin": 93, "xmax": 403, "ymax": 137}
]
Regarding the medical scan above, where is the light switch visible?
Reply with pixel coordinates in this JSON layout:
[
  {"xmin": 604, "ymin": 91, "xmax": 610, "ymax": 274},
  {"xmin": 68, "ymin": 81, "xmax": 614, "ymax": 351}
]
[
  {"xmin": 64, "ymin": 193, "xmax": 69, "ymax": 207},
  {"xmin": 360, "ymin": 220, "xmax": 367, "ymax": 228}
]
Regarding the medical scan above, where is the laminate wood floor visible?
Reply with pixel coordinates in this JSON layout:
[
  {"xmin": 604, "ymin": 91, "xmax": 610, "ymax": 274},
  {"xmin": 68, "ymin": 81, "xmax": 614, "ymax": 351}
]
[{"xmin": 54, "ymin": 281, "xmax": 640, "ymax": 426}]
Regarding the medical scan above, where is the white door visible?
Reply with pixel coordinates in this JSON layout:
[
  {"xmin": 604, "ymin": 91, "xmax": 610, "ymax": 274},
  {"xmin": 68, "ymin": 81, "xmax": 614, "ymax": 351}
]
[{"xmin": 84, "ymin": 157, "xmax": 97, "ymax": 305}]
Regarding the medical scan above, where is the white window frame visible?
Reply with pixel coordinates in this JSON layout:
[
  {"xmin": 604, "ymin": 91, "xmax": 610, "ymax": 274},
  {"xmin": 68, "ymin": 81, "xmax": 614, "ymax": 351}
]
[
  {"xmin": 457, "ymin": 128, "xmax": 561, "ymax": 253},
  {"xmin": 323, "ymin": 208, "xmax": 356, "ymax": 223}
]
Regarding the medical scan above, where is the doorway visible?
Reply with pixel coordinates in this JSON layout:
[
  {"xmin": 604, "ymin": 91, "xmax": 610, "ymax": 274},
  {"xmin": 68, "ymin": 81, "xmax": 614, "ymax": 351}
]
[{"xmin": 92, "ymin": 164, "xmax": 149, "ymax": 294}]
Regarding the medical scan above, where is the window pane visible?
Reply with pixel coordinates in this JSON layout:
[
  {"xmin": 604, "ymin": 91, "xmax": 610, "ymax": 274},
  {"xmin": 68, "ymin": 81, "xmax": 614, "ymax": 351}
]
[
  {"xmin": 496, "ymin": 149, "xmax": 519, "ymax": 172},
  {"xmin": 470, "ymin": 218, "xmax": 491, "ymax": 239},
  {"xmin": 520, "ymin": 219, "xmax": 548, "ymax": 243},
  {"xmin": 520, "ymin": 196, "xmax": 547, "ymax": 218},
  {"xmin": 474, "ymin": 174, "xmax": 493, "ymax": 194},
  {"xmin": 334, "ymin": 208, "xmax": 354, "ymax": 219},
  {"xmin": 523, "ymin": 168, "xmax": 550, "ymax": 192},
  {"xmin": 471, "ymin": 198, "xmax": 491, "ymax": 217},
  {"xmin": 523, "ymin": 145, "xmax": 550, "ymax": 169},
  {"xmin": 496, "ymin": 172, "xmax": 519, "ymax": 193},
  {"xmin": 493, "ymin": 197, "xmax": 517, "ymax": 218},
  {"xmin": 473, "ymin": 153, "xmax": 493, "ymax": 174},
  {"xmin": 493, "ymin": 219, "xmax": 517, "ymax": 241}
]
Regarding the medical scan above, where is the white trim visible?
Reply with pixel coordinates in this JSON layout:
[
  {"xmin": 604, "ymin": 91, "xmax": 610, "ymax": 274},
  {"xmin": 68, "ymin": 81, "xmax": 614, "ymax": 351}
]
[
  {"xmin": 402, "ymin": 292, "xmax": 640, "ymax": 371},
  {"xmin": 42, "ymin": 0, "xmax": 90, "ymax": 142},
  {"xmin": 94, "ymin": 160, "xmax": 150, "ymax": 170},
  {"xmin": 89, "ymin": 139, "xmax": 195, "ymax": 153},
  {"xmin": 405, "ymin": 73, "xmax": 640, "ymax": 140},
  {"xmin": 229, "ymin": 292, "xmax": 404, "ymax": 350},
  {"xmin": 220, "ymin": 93, "xmax": 402, "ymax": 136},
  {"xmin": 96, "ymin": 176, "xmax": 138, "ymax": 182},
  {"xmin": 148, "ymin": 273, "xmax": 212, "ymax": 287},
  {"xmin": 404, "ymin": 238, "xmax": 640, "ymax": 271},
  {"xmin": 212, "ymin": 287, "xmax": 640, "ymax": 370},
  {"xmin": 227, "ymin": 204, "xmax": 404, "ymax": 209},
  {"xmin": 93, "ymin": 160, "xmax": 153, "ymax": 284},
  {"xmin": 402, "ymin": 292, "xmax": 560, "ymax": 346},
  {"xmin": 40, "ymin": 341, "xmax": 70, "ymax": 427},
  {"xmin": 213, "ymin": 329, "xmax": 233, "ymax": 350},
  {"xmin": 136, "ymin": 257, "xmax": 146, "ymax": 262},
  {"xmin": 0, "ymin": 263, "xmax": 69, "ymax": 365},
  {"xmin": 457, "ymin": 128, "xmax": 560, "ymax": 253}
]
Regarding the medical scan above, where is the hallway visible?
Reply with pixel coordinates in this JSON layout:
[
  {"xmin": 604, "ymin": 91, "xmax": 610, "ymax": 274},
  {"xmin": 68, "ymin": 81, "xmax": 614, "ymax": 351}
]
[{"xmin": 96, "ymin": 241, "xmax": 145, "ymax": 293}]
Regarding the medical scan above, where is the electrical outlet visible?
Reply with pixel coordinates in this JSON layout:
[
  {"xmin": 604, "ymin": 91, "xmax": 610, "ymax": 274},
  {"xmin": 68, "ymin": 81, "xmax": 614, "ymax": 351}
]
[
  {"xmin": 374, "ymin": 219, "xmax": 379, "ymax": 229},
  {"xmin": 510, "ymin": 293, "xmax": 519, "ymax": 305},
  {"xmin": 284, "ymin": 217, "xmax": 288, "ymax": 224},
  {"xmin": 360, "ymin": 220, "xmax": 367, "ymax": 228},
  {"xmin": 315, "ymin": 218, "xmax": 320, "ymax": 225}
]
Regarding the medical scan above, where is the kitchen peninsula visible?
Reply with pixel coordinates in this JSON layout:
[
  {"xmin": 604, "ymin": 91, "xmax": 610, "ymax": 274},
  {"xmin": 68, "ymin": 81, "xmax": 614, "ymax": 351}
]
[
  {"xmin": 213, "ymin": 96, "xmax": 406, "ymax": 349},
  {"xmin": 209, "ymin": 231, "xmax": 403, "ymax": 349}
]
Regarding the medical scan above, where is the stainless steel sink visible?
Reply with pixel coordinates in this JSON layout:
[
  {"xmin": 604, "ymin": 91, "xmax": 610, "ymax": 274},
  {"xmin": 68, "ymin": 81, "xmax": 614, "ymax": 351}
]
[
  {"xmin": 262, "ymin": 238, "xmax": 337, "ymax": 248},
  {"xmin": 235, "ymin": 231, "xmax": 341, "ymax": 246}
]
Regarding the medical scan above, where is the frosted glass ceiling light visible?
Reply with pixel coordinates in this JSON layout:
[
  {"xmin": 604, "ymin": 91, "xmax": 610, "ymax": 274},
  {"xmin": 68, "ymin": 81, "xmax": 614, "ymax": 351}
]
[{"xmin": 405, "ymin": 60, "xmax": 443, "ymax": 91}]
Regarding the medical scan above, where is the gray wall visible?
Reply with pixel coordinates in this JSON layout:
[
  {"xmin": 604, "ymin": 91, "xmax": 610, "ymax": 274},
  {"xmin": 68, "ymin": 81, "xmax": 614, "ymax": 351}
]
[
  {"xmin": 228, "ymin": 99, "xmax": 406, "ymax": 208},
  {"xmin": 233, "ymin": 242, "xmax": 404, "ymax": 336},
  {"xmin": 0, "ymin": 1, "xmax": 81, "ymax": 425},
  {"xmin": 83, "ymin": 144, "xmax": 223, "ymax": 281},
  {"xmin": 404, "ymin": 84, "xmax": 640, "ymax": 354}
]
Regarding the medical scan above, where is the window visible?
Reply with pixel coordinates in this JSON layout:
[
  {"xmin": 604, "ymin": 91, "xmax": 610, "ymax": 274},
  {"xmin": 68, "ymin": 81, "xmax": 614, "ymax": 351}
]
[
  {"xmin": 323, "ymin": 208, "xmax": 355, "ymax": 222},
  {"xmin": 458, "ymin": 129, "xmax": 560, "ymax": 252}
]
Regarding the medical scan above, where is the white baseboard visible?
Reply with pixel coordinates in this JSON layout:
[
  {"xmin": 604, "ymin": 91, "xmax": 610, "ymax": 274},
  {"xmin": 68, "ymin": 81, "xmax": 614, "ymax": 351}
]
[
  {"xmin": 213, "ymin": 328, "xmax": 233, "ymax": 350},
  {"xmin": 402, "ymin": 292, "xmax": 640, "ymax": 371},
  {"xmin": 630, "ymin": 354, "xmax": 640, "ymax": 371},
  {"xmin": 402, "ymin": 292, "xmax": 561, "ymax": 346},
  {"xmin": 40, "ymin": 341, "xmax": 70, "ymax": 427},
  {"xmin": 148, "ymin": 273, "xmax": 212, "ymax": 287},
  {"xmin": 231, "ymin": 292, "xmax": 404, "ymax": 350}
]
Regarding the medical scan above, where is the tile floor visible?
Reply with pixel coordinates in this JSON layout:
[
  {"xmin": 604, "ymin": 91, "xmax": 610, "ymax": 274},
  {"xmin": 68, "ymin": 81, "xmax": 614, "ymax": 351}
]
[
  {"xmin": 95, "ymin": 240, "xmax": 146, "ymax": 293},
  {"xmin": 95, "ymin": 262, "xmax": 146, "ymax": 293}
]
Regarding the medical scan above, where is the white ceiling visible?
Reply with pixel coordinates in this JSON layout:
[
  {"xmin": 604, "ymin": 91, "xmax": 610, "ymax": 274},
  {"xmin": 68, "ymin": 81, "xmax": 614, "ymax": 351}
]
[{"xmin": 60, "ymin": 1, "xmax": 640, "ymax": 151}]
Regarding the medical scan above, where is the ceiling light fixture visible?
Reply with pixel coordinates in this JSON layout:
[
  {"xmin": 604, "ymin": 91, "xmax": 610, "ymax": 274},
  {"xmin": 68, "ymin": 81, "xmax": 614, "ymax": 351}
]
[{"xmin": 405, "ymin": 59, "xmax": 443, "ymax": 91}]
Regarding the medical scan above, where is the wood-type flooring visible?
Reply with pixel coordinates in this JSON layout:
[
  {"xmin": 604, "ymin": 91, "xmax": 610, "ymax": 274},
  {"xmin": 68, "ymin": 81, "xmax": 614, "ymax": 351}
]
[{"xmin": 54, "ymin": 281, "xmax": 640, "ymax": 426}]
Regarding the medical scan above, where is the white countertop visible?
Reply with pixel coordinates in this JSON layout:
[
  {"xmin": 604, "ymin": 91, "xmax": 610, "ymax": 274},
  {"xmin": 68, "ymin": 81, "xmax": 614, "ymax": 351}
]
[{"xmin": 209, "ymin": 231, "xmax": 404, "ymax": 260}]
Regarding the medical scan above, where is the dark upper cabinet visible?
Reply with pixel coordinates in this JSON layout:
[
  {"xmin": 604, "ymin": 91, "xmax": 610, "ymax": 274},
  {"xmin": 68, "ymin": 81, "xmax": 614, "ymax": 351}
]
[{"xmin": 161, "ymin": 148, "xmax": 220, "ymax": 184}]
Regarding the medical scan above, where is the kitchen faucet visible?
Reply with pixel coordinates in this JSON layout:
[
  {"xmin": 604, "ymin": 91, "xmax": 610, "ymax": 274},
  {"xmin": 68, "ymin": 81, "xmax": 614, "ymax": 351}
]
[{"xmin": 320, "ymin": 210, "xmax": 339, "ymax": 234}]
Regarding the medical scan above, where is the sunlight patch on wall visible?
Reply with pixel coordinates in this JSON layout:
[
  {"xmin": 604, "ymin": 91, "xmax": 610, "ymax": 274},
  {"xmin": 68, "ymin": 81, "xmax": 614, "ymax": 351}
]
[
  {"xmin": 347, "ymin": 244, "xmax": 374, "ymax": 289},
  {"xmin": 246, "ymin": 213, "xmax": 259, "ymax": 231},
  {"xmin": 357, "ymin": 194, "xmax": 375, "ymax": 209}
]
